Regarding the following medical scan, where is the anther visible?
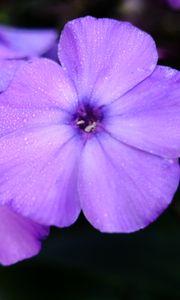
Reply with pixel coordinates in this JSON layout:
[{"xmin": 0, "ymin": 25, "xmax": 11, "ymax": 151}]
[{"xmin": 84, "ymin": 121, "xmax": 96, "ymax": 133}]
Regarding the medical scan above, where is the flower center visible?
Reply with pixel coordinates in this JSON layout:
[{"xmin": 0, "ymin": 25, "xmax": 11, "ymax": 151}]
[{"xmin": 75, "ymin": 105, "xmax": 103, "ymax": 133}]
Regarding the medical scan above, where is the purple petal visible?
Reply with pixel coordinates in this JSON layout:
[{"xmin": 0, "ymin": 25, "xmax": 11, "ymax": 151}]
[
  {"xmin": 59, "ymin": 16, "xmax": 158, "ymax": 105},
  {"xmin": 43, "ymin": 41, "xmax": 58, "ymax": 62},
  {"xmin": 78, "ymin": 133, "xmax": 180, "ymax": 233},
  {"xmin": 0, "ymin": 60, "xmax": 23, "ymax": 92},
  {"xmin": 0, "ymin": 125, "xmax": 81, "ymax": 227},
  {"xmin": 0, "ymin": 44, "xmax": 18, "ymax": 59},
  {"xmin": 0, "ymin": 25, "xmax": 57, "ymax": 59},
  {"xmin": 0, "ymin": 59, "xmax": 76, "ymax": 139},
  {"xmin": 0, "ymin": 205, "xmax": 48, "ymax": 266},
  {"xmin": 105, "ymin": 66, "xmax": 180, "ymax": 158},
  {"xmin": 0, "ymin": 58, "xmax": 78, "ymax": 113},
  {"xmin": 0, "ymin": 59, "xmax": 81, "ymax": 226}
]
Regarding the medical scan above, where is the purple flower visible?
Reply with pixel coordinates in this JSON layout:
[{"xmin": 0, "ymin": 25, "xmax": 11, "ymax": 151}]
[
  {"xmin": 0, "ymin": 25, "xmax": 57, "ymax": 59},
  {"xmin": 166, "ymin": 0, "xmax": 180, "ymax": 9},
  {"xmin": 0, "ymin": 16, "xmax": 180, "ymax": 265}
]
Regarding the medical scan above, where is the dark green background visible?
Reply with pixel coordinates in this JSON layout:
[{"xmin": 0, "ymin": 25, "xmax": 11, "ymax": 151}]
[{"xmin": 0, "ymin": 0, "xmax": 180, "ymax": 299}]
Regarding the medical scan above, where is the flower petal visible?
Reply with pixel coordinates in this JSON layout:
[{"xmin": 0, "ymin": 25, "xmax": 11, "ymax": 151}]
[
  {"xmin": 59, "ymin": 16, "xmax": 157, "ymax": 105},
  {"xmin": 0, "ymin": 58, "xmax": 77, "ymax": 138},
  {"xmin": 105, "ymin": 66, "xmax": 180, "ymax": 158},
  {"xmin": 0, "ymin": 58, "xmax": 78, "ymax": 112},
  {"xmin": 0, "ymin": 58, "xmax": 81, "ymax": 227},
  {"xmin": 0, "ymin": 25, "xmax": 57, "ymax": 59},
  {"xmin": 43, "ymin": 41, "xmax": 58, "ymax": 62},
  {"xmin": 0, "ymin": 60, "xmax": 23, "ymax": 93},
  {"xmin": 78, "ymin": 133, "xmax": 180, "ymax": 233},
  {"xmin": 0, "ymin": 125, "xmax": 82, "ymax": 227},
  {"xmin": 0, "ymin": 205, "xmax": 48, "ymax": 266}
]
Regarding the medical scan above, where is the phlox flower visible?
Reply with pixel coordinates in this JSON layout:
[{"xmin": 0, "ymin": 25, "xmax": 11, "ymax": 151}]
[{"xmin": 0, "ymin": 16, "xmax": 180, "ymax": 265}]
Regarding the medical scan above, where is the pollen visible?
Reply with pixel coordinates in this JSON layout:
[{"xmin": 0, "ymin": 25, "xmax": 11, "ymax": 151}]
[
  {"xmin": 75, "ymin": 104, "xmax": 103, "ymax": 133},
  {"xmin": 84, "ymin": 121, "xmax": 97, "ymax": 133}
]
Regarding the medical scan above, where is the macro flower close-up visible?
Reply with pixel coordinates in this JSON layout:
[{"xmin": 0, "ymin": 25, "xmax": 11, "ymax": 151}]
[{"xmin": 0, "ymin": 16, "xmax": 180, "ymax": 266}]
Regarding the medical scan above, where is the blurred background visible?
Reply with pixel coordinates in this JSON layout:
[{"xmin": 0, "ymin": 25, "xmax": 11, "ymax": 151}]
[{"xmin": 0, "ymin": 0, "xmax": 180, "ymax": 299}]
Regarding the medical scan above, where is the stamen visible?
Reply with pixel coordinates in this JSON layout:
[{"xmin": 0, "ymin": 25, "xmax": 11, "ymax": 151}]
[
  {"xmin": 75, "ymin": 104, "xmax": 103, "ymax": 133},
  {"xmin": 76, "ymin": 120, "xmax": 85, "ymax": 126},
  {"xmin": 84, "ymin": 122, "xmax": 96, "ymax": 133}
]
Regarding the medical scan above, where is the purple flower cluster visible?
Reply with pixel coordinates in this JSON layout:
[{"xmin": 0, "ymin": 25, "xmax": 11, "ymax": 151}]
[{"xmin": 0, "ymin": 16, "xmax": 180, "ymax": 266}]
